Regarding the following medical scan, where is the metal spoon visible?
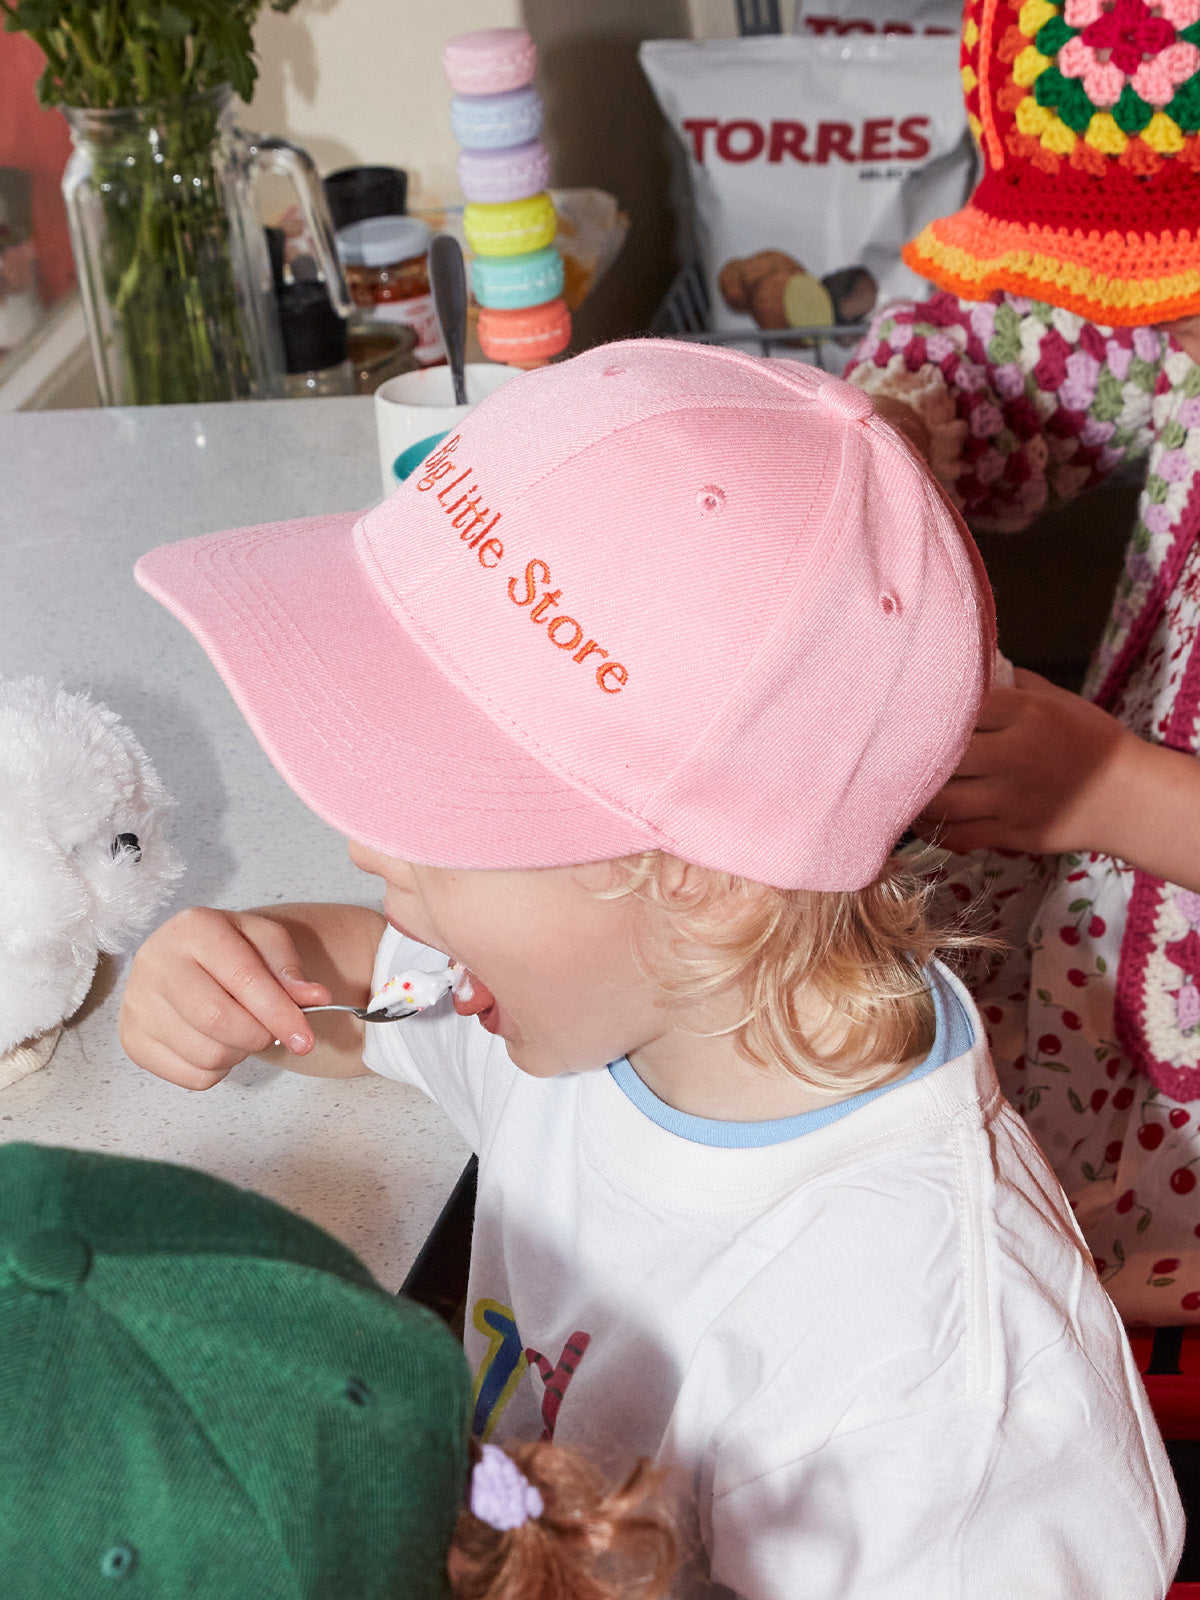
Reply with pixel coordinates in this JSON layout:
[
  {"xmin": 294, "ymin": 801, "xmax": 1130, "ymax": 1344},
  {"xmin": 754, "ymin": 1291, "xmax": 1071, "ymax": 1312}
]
[
  {"xmin": 429, "ymin": 232, "xmax": 469, "ymax": 405},
  {"xmin": 299, "ymin": 1002, "xmax": 419, "ymax": 1024}
]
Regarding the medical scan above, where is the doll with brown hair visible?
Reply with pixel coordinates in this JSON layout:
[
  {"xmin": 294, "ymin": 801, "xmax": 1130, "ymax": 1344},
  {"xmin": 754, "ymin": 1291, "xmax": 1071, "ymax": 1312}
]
[
  {"xmin": 452, "ymin": 1441, "xmax": 670, "ymax": 1600},
  {"xmin": 0, "ymin": 1140, "xmax": 673, "ymax": 1600}
]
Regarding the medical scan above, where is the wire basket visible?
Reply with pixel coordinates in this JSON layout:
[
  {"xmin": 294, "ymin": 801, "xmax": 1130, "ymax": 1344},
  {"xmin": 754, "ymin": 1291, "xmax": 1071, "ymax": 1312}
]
[{"xmin": 648, "ymin": 260, "xmax": 868, "ymax": 369}]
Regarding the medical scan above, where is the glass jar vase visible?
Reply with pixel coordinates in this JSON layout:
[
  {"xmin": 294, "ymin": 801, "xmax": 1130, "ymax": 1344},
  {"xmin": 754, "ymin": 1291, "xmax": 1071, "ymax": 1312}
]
[{"xmin": 62, "ymin": 87, "xmax": 349, "ymax": 406}]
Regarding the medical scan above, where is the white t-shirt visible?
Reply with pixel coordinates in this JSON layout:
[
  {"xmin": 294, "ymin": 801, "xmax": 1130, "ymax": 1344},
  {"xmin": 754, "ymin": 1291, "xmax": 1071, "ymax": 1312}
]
[{"xmin": 365, "ymin": 928, "xmax": 1183, "ymax": 1599}]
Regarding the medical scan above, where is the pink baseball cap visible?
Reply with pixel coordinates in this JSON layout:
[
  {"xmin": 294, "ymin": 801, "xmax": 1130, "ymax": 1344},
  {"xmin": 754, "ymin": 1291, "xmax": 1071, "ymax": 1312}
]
[{"xmin": 135, "ymin": 340, "xmax": 994, "ymax": 891}]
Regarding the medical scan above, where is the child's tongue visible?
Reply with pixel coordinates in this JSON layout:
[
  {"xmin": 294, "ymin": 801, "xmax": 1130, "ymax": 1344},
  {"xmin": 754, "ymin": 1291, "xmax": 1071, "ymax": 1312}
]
[{"xmin": 452, "ymin": 966, "xmax": 494, "ymax": 1018}]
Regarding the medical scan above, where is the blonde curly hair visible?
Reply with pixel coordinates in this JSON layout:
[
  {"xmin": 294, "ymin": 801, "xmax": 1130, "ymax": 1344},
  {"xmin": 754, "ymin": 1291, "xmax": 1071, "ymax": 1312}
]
[{"xmin": 601, "ymin": 849, "xmax": 983, "ymax": 1095}]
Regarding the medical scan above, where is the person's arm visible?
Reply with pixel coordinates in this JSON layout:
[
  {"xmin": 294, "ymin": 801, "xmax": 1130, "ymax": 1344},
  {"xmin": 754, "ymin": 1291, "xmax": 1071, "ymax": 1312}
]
[
  {"xmin": 119, "ymin": 900, "xmax": 385, "ymax": 1090},
  {"xmin": 918, "ymin": 667, "xmax": 1200, "ymax": 891},
  {"xmin": 846, "ymin": 292, "xmax": 1159, "ymax": 532}
]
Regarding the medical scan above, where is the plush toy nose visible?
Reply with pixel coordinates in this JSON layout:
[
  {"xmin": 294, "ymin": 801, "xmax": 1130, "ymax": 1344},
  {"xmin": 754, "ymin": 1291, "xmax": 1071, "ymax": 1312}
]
[{"xmin": 111, "ymin": 833, "xmax": 141, "ymax": 861}]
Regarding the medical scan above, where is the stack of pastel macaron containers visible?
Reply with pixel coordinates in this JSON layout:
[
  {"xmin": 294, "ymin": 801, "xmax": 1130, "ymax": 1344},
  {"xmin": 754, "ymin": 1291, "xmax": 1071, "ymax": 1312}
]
[{"xmin": 444, "ymin": 27, "xmax": 571, "ymax": 369}]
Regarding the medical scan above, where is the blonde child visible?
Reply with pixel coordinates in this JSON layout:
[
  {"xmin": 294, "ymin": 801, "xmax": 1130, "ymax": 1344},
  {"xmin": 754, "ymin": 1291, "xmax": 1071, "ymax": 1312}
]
[{"xmin": 123, "ymin": 341, "xmax": 1181, "ymax": 1597}]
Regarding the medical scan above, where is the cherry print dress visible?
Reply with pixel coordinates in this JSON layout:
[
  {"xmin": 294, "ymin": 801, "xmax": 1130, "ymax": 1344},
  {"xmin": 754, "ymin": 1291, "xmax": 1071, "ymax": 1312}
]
[{"xmin": 849, "ymin": 295, "xmax": 1200, "ymax": 1324}]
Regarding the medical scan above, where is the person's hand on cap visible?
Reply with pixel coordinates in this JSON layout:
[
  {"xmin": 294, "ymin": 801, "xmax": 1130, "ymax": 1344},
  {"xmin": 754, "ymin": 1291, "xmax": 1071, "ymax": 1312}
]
[
  {"xmin": 915, "ymin": 668, "xmax": 1133, "ymax": 858},
  {"xmin": 119, "ymin": 907, "xmax": 331, "ymax": 1090}
]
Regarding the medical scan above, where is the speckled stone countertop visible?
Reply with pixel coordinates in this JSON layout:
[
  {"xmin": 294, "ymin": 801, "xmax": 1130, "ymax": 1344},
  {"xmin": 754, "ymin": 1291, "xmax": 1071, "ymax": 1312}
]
[{"xmin": 0, "ymin": 397, "xmax": 470, "ymax": 1288}]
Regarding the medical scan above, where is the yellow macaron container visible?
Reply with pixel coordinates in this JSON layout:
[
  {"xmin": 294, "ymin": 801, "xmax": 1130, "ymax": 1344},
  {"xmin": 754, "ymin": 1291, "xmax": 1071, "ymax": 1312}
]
[{"xmin": 463, "ymin": 192, "xmax": 557, "ymax": 258}]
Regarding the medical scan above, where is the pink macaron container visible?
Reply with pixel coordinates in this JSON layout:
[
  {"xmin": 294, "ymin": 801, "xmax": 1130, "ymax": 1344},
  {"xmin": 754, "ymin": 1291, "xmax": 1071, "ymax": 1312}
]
[{"xmin": 442, "ymin": 26, "xmax": 536, "ymax": 96}]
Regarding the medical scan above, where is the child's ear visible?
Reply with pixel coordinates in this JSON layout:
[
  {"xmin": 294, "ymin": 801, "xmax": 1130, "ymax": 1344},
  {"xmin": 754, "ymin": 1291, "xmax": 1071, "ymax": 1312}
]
[
  {"xmin": 655, "ymin": 856, "xmax": 715, "ymax": 907},
  {"xmin": 651, "ymin": 855, "xmax": 693, "ymax": 902}
]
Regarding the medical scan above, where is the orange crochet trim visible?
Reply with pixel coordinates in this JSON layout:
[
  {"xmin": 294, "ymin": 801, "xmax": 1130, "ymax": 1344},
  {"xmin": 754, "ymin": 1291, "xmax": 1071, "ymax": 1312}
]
[
  {"xmin": 977, "ymin": 0, "xmax": 1007, "ymax": 173},
  {"xmin": 903, "ymin": 207, "xmax": 1200, "ymax": 323}
]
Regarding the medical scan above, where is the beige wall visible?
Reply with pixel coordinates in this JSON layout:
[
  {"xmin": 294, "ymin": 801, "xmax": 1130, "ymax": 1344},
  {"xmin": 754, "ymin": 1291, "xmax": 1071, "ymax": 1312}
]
[
  {"xmin": 251, "ymin": 0, "xmax": 522, "ymax": 200},
  {"xmin": 248, "ymin": 0, "xmax": 693, "ymax": 343}
]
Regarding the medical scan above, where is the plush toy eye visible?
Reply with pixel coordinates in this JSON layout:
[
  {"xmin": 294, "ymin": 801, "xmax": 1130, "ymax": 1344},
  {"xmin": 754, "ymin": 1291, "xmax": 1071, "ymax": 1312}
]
[{"xmin": 111, "ymin": 833, "xmax": 142, "ymax": 861}]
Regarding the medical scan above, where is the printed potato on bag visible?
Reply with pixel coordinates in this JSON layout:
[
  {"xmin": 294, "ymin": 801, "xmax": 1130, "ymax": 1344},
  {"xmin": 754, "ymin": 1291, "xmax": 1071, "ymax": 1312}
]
[{"xmin": 640, "ymin": 36, "xmax": 973, "ymax": 371}]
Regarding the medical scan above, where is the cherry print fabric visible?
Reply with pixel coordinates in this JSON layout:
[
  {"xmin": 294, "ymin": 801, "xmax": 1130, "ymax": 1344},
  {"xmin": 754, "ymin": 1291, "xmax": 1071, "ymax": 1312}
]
[
  {"xmin": 849, "ymin": 297, "xmax": 1200, "ymax": 1323},
  {"xmin": 944, "ymin": 844, "xmax": 1200, "ymax": 1324}
]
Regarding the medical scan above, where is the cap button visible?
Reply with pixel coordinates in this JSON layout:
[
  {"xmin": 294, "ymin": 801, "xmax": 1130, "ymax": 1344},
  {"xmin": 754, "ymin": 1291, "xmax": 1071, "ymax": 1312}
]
[
  {"xmin": 815, "ymin": 376, "xmax": 875, "ymax": 424},
  {"xmin": 8, "ymin": 1228, "xmax": 92, "ymax": 1291}
]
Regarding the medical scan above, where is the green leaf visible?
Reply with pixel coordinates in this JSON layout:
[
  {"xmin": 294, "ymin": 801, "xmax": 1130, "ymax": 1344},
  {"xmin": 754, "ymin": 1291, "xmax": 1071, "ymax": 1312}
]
[
  {"xmin": 1081, "ymin": 1161, "xmax": 1097, "ymax": 1180},
  {"xmin": 1168, "ymin": 72, "xmax": 1200, "ymax": 135},
  {"xmin": 988, "ymin": 303, "xmax": 1023, "ymax": 366},
  {"xmin": 156, "ymin": 4, "xmax": 194, "ymax": 39},
  {"xmin": 1096, "ymin": 955, "xmax": 1107, "ymax": 974},
  {"xmin": 1092, "ymin": 369, "xmax": 1125, "ymax": 423},
  {"xmin": 1035, "ymin": 16, "xmax": 1074, "ymax": 56},
  {"xmin": 1036, "ymin": 988, "xmax": 1052, "ymax": 1003},
  {"xmin": 1027, "ymin": 1088, "xmax": 1042, "ymax": 1110},
  {"xmin": 1045, "ymin": 1059, "xmax": 1070, "ymax": 1073},
  {"xmin": 1068, "ymin": 1088, "xmax": 1084, "ymax": 1113},
  {"xmin": 1112, "ymin": 82, "xmax": 1153, "ymax": 135},
  {"xmin": 1160, "ymin": 419, "xmax": 1187, "ymax": 451},
  {"xmin": 1035, "ymin": 64, "xmax": 1094, "ymax": 134},
  {"xmin": 1113, "ymin": 1238, "xmax": 1125, "ymax": 1263},
  {"xmin": 1136, "ymin": 1210, "xmax": 1152, "ymax": 1232},
  {"xmin": 1151, "ymin": 1276, "xmax": 1176, "ymax": 1287},
  {"xmin": 1067, "ymin": 898, "xmax": 1090, "ymax": 914}
]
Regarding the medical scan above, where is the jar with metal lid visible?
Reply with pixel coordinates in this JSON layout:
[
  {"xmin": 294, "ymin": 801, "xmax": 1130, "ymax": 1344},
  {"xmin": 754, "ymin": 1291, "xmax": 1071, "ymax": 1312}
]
[{"xmin": 335, "ymin": 215, "xmax": 445, "ymax": 367}]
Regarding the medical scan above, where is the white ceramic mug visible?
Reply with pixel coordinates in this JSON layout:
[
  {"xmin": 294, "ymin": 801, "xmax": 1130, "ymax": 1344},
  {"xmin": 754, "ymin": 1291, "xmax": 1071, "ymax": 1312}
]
[{"xmin": 374, "ymin": 363, "xmax": 521, "ymax": 498}]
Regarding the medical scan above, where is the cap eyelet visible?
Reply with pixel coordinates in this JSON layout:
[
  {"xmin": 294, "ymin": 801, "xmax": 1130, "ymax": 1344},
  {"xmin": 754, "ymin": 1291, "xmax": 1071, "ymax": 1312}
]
[
  {"xmin": 100, "ymin": 1544, "xmax": 138, "ymax": 1579},
  {"xmin": 344, "ymin": 1376, "xmax": 373, "ymax": 1407},
  {"xmin": 698, "ymin": 485, "xmax": 726, "ymax": 513},
  {"xmin": 880, "ymin": 593, "xmax": 901, "ymax": 616}
]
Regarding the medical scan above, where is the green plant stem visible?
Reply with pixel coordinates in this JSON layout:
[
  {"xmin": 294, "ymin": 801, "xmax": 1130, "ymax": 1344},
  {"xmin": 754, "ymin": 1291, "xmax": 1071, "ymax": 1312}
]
[
  {"xmin": 60, "ymin": 20, "xmax": 114, "ymax": 101},
  {"xmin": 125, "ymin": 36, "xmax": 151, "ymax": 102}
]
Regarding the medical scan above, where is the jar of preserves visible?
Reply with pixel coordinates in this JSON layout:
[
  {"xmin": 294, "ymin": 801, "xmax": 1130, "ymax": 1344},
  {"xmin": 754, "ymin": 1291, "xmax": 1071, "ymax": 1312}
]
[{"xmin": 335, "ymin": 215, "xmax": 445, "ymax": 367}]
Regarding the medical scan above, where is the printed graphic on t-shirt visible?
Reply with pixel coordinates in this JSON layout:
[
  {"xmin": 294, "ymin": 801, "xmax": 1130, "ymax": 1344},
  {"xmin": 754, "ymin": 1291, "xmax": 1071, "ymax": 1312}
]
[{"xmin": 470, "ymin": 1295, "xmax": 591, "ymax": 1442}]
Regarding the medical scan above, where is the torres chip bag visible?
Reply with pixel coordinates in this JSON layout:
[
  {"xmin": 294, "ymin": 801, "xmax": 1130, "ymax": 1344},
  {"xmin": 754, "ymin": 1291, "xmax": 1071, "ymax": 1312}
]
[{"xmin": 640, "ymin": 34, "xmax": 974, "ymax": 370}]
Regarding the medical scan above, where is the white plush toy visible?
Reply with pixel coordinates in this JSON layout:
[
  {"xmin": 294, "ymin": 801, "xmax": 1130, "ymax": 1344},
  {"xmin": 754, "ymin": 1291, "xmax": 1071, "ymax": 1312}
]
[{"xmin": 0, "ymin": 677, "xmax": 182, "ymax": 1088}]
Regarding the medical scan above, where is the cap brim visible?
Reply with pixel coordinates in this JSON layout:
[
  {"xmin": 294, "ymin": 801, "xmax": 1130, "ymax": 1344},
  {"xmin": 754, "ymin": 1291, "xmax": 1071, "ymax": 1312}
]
[{"xmin": 135, "ymin": 512, "xmax": 651, "ymax": 868}]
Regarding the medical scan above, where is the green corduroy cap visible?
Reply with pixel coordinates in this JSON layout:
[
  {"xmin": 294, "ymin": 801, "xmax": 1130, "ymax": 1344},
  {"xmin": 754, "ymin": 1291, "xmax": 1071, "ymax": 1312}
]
[{"xmin": 0, "ymin": 1142, "xmax": 472, "ymax": 1598}]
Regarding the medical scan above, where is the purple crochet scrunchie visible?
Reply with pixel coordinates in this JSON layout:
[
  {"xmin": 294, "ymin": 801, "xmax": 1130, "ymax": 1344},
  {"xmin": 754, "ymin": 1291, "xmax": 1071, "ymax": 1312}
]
[{"xmin": 469, "ymin": 1442, "xmax": 545, "ymax": 1531}]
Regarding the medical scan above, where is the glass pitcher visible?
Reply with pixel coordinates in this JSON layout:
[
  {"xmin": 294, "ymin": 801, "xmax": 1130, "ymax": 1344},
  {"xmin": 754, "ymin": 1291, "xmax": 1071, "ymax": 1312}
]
[{"xmin": 63, "ymin": 86, "xmax": 350, "ymax": 406}]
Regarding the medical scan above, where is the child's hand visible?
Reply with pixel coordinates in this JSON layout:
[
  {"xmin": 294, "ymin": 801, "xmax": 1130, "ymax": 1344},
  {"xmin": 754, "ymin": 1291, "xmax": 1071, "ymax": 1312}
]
[
  {"xmin": 868, "ymin": 395, "xmax": 932, "ymax": 462},
  {"xmin": 119, "ymin": 907, "xmax": 332, "ymax": 1091},
  {"xmin": 915, "ymin": 668, "xmax": 1135, "ymax": 856}
]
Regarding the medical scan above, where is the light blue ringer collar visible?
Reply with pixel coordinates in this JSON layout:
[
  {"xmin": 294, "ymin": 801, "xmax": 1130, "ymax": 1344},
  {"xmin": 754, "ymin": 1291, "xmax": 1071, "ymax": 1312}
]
[{"xmin": 606, "ymin": 964, "xmax": 974, "ymax": 1149}]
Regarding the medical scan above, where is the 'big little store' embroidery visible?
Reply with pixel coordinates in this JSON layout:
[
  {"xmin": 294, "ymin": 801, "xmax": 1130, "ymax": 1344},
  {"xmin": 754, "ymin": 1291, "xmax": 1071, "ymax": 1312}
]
[{"xmin": 416, "ymin": 435, "xmax": 630, "ymax": 694}]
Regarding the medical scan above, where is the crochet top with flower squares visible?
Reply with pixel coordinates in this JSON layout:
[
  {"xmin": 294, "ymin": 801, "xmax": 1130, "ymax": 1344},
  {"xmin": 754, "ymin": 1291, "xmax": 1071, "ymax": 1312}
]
[
  {"xmin": 848, "ymin": 298, "xmax": 1200, "ymax": 1320},
  {"xmin": 850, "ymin": 298, "xmax": 1200, "ymax": 1084},
  {"xmin": 847, "ymin": 291, "xmax": 1164, "ymax": 534}
]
